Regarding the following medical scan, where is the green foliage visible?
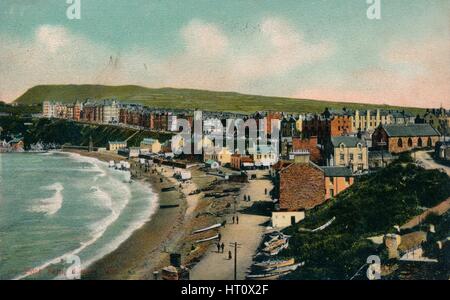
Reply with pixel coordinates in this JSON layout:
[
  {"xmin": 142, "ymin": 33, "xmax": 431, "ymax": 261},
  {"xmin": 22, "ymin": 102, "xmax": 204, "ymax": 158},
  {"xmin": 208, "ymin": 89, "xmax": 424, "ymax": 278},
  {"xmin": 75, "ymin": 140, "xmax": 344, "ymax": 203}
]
[
  {"xmin": 282, "ymin": 161, "xmax": 450, "ymax": 279},
  {"xmin": 398, "ymin": 152, "xmax": 413, "ymax": 163},
  {"xmin": 14, "ymin": 84, "xmax": 424, "ymax": 115},
  {"xmin": 0, "ymin": 117, "xmax": 173, "ymax": 148},
  {"xmin": 0, "ymin": 102, "xmax": 41, "ymax": 116}
]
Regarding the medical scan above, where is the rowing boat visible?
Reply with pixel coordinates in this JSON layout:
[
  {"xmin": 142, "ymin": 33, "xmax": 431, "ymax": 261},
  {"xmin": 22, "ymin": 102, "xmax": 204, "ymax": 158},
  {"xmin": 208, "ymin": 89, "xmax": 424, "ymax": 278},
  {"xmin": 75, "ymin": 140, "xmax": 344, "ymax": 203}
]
[
  {"xmin": 262, "ymin": 238, "xmax": 288, "ymax": 252},
  {"xmin": 246, "ymin": 262, "xmax": 304, "ymax": 280},
  {"xmin": 253, "ymin": 258, "xmax": 295, "ymax": 271},
  {"xmin": 192, "ymin": 223, "xmax": 222, "ymax": 234},
  {"xmin": 195, "ymin": 234, "xmax": 220, "ymax": 244}
]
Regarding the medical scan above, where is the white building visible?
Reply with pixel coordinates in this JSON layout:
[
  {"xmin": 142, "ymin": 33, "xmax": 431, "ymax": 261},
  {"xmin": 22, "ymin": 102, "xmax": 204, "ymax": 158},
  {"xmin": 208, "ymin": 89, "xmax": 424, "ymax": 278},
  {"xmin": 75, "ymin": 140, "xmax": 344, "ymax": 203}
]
[
  {"xmin": 167, "ymin": 114, "xmax": 178, "ymax": 132},
  {"xmin": 102, "ymin": 100, "xmax": 119, "ymax": 124},
  {"xmin": 250, "ymin": 145, "xmax": 279, "ymax": 168}
]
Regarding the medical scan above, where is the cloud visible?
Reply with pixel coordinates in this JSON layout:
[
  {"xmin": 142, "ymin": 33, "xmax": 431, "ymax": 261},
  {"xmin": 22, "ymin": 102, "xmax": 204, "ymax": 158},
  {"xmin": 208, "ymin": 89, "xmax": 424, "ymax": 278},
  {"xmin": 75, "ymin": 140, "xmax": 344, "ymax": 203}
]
[
  {"xmin": 295, "ymin": 38, "xmax": 450, "ymax": 108},
  {"xmin": 0, "ymin": 17, "xmax": 335, "ymax": 102}
]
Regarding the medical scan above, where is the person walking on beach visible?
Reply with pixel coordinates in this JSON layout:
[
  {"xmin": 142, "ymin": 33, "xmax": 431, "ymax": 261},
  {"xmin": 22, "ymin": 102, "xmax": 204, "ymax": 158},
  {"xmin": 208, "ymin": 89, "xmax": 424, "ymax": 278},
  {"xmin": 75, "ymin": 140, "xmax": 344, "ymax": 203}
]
[
  {"xmin": 217, "ymin": 243, "xmax": 221, "ymax": 253},
  {"xmin": 218, "ymin": 233, "xmax": 222, "ymax": 242},
  {"xmin": 221, "ymin": 243, "xmax": 225, "ymax": 253},
  {"xmin": 236, "ymin": 215, "xmax": 239, "ymax": 225},
  {"xmin": 228, "ymin": 250, "xmax": 232, "ymax": 260},
  {"xmin": 232, "ymin": 216, "xmax": 235, "ymax": 224}
]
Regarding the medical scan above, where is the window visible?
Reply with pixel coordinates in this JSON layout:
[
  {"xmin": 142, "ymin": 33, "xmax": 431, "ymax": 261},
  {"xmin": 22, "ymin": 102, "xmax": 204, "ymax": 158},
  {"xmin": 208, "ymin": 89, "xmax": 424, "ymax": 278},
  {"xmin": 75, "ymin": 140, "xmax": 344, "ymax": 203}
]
[
  {"xmin": 350, "ymin": 154, "xmax": 354, "ymax": 160},
  {"xmin": 358, "ymin": 153, "xmax": 363, "ymax": 160},
  {"xmin": 418, "ymin": 138, "xmax": 423, "ymax": 147},
  {"xmin": 340, "ymin": 154, "xmax": 345, "ymax": 161},
  {"xmin": 397, "ymin": 138, "xmax": 403, "ymax": 148},
  {"xmin": 330, "ymin": 188, "xmax": 334, "ymax": 197},
  {"xmin": 427, "ymin": 137, "xmax": 432, "ymax": 147},
  {"xmin": 408, "ymin": 138, "xmax": 413, "ymax": 147}
]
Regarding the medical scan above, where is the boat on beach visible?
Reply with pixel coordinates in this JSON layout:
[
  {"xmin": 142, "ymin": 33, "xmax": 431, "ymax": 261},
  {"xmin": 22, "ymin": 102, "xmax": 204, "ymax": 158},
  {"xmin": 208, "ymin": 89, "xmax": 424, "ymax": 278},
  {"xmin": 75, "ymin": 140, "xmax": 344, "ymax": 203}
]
[
  {"xmin": 246, "ymin": 262, "xmax": 304, "ymax": 280},
  {"xmin": 195, "ymin": 234, "xmax": 220, "ymax": 244},
  {"xmin": 192, "ymin": 223, "xmax": 223, "ymax": 234},
  {"xmin": 253, "ymin": 258, "xmax": 296, "ymax": 271},
  {"xmin": 262, "ymin": 238, "xmax": 288, "ymax": 252}
]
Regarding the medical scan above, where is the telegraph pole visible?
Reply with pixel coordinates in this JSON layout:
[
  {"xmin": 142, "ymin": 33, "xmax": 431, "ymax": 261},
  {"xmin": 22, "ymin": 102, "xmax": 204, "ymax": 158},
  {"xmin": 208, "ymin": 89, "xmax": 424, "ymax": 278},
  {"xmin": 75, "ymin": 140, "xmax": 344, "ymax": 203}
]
[{"xmin": 229, "ymin": 242, "xmax": 242, "ymax": 280}]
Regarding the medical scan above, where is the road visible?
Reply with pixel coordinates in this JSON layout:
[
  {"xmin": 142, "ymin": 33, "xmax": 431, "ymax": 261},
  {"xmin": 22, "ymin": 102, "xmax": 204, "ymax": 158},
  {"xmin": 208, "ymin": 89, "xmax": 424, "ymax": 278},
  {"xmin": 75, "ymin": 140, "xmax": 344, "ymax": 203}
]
[
  {"xmin": 190, "ymin": 173, "xmax": 273, "ymax": 280},
  {"xmin": 415, "ymin": 150, "xmax": 450, "ymax": 176}
]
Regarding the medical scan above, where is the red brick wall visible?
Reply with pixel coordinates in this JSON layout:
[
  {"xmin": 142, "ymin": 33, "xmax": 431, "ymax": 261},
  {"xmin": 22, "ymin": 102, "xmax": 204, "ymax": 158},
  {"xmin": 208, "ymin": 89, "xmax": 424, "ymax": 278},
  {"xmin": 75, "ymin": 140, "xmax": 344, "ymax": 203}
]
[
  {"xmin": 330, "ymin": 116, "xmax": 352, "ymax": 137},
  {"xmin": 292, "ymin": 136, "xmax": 322, "ymax": 163},
  {"xmin": 388, "ymin": 136, "xmax": 440, "ymax": 153},
  {"xmin": 279, "ymin": 163, "xmax": 325, "ymax": 211}
]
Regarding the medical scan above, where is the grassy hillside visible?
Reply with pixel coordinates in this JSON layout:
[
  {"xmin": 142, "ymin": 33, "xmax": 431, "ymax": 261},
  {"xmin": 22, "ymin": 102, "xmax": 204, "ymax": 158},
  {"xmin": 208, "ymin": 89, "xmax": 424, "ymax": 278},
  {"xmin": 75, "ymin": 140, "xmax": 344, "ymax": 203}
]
[
  {"xmin": 14, "ymin": 84, "xmax": 424, "ymax": 115},
  {"xmin": 0, "ymin": 116, "xmax": 173, "ymax": 148},
  {"xmin": 281, "ymin": 159, "xmax": 450, "ymax": 280}
]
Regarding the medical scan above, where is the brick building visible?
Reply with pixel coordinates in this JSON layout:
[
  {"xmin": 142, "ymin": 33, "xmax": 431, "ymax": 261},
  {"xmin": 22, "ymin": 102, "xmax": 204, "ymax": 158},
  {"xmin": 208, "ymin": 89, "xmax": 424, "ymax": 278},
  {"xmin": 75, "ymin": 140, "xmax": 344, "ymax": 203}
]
[
  {"xmin": 275, "ymin": 161, "xmax": 354, "ymax": 211},
  {"xmin": 292, "ymin": 136, "xmax": 322, "ymax": 163},
  {"xmin": 372, "ymin": 124, "xmax": 440, "ymax": 154}
]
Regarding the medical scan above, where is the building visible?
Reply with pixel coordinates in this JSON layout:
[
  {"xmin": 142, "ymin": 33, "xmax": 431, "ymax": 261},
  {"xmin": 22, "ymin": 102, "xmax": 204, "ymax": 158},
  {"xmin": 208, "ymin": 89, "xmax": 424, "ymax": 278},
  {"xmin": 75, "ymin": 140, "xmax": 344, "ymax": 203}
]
[
  {"xmin": 140, "ymin": 138, "xmax": 161, "ymax": 154},
  {"xmin": 271, "ymin": 211, "xmax": 305, "ymax": 228},
  {"xmin": 321, "ymin": 166, "xmax": 354, "ymax": 199},
  {"xmin": 204, "ymin": 147, "xmax": 233, "ymax": 166},
  {"xmin": 435, "ymin": 141, "xmax": 450, "ymax": 161},
  {"xmin": 417, "ymin": 108, "xmax": 450, "ymax": 136},
  {"xmin": 352, "ymin": 109, "xmax": 389, "ymax": 132},
  {"xmin": 275, "ymin": 160, "xmax": 354, "ymax": 211},
  {"xmin": 368, "ymin": 150, "xmax": 396, "ymax": 168},
  {"xmin": 292, "ymin": 136, "xmax": 322, "ymax": 163},
  {"xmin": 327, "ymin": 136, "xmax": 369, "ymax": 173},
  {"xmin": 351, "ymin": 109, "xmax": 414, "ymax": 133},
  {"xmin": 129, "ymin": 147, "xmax": 140, "ymax": 158},
  {"xmin": 372, "ymin": 124, "xmax": 441, "ymax": 154},
  {"xmin": 250, "ymin": 145, "xmax": 278, "ymax": 168},
  {"xmin": 42, "ymin": 101, "xmax": 57, "ymax": 118},
  {"xmin": 230, "ymin": 154, "xmax": 254, "ymax": 170},
  {"xmin": 300, "ymin": 109, "xmax": 353, "ymax": 145},
  {"xmin": 102, "ymin": 100, "xmax": 119, "ymax": 124},
  {"xmin": 108, "ymin": 141, "xmax": 127, "ymax": 152}
]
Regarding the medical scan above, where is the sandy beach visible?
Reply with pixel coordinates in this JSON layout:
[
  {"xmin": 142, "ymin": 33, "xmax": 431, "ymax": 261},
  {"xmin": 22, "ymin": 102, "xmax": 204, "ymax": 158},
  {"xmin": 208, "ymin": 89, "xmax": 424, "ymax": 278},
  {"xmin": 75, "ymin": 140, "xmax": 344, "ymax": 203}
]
[{"xmin": 62, "ymin": 149, "xmax": 273, "ymax": 280}]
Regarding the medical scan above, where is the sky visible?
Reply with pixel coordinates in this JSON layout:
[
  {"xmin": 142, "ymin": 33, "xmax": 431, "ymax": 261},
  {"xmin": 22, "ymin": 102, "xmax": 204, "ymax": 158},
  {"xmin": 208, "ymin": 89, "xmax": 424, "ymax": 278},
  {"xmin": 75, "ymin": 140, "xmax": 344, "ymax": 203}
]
[{"xmin": 0, "ymin": 0, "xmax": 449, "ymax": 108}]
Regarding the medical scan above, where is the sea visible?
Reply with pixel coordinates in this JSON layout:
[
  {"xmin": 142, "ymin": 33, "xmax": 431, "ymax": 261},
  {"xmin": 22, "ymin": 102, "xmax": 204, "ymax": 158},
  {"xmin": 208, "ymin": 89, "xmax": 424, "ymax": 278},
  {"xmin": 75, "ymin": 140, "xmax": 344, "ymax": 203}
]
[{"xmin": 0, "ymin": 152, "xmax": 158, "ymax": 280}]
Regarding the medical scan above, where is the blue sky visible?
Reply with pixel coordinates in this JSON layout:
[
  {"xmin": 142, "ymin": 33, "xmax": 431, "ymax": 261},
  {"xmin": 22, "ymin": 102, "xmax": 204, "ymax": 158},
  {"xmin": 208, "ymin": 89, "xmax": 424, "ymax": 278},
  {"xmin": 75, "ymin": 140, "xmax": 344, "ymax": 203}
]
[{"xmin": 0, "ymin": 0, "xmax": 449, "ymax": 107}]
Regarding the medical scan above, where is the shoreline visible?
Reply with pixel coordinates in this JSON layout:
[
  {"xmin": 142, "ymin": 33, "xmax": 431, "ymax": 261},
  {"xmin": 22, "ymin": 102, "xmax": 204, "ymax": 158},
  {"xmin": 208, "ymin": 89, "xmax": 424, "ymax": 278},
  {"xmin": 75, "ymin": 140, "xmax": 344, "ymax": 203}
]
[
  {"xmin": 64, "ymin": 149, "xmax": 188, "ymax": 280},
  {"xmin": 61, "ymin": 149, "xmax": 268, "ymax": 280}
]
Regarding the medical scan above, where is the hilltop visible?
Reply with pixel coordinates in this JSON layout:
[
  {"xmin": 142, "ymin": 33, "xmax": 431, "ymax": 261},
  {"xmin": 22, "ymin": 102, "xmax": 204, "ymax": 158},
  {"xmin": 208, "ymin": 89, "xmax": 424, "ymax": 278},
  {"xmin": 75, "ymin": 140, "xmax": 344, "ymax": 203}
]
[{"xmin": 13, "ymin": 84, "xmax": 424, "ymax": 115}]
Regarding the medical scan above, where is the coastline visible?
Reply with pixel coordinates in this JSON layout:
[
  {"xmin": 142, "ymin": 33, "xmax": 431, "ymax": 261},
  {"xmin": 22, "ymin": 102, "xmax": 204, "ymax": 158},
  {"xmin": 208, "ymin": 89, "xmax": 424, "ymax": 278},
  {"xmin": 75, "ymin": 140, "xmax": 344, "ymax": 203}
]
[
  {"xmin": 64, "ymin": 149, "xmax": 188, "ymax": 279},
  {"xmin": 62, "ymin": 149, "xmax": 269, "ymax": 280}
]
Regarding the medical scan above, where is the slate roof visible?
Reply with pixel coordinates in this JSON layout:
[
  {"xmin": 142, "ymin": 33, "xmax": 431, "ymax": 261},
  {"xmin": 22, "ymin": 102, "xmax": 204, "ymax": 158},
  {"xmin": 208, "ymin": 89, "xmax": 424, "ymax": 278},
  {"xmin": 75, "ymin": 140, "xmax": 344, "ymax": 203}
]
[
  {"xmin": 141, "ymin": 138, "xmax": 158, "ymax": 145},
  {"xmin": 320, "ymin": 166, "xmax": 353, "ymax": 177},
  {"xmin": 331, "ymin": 136, "xmax": 364, "ymax": 148},
  {"xmin": 383, "ymin": 124, "xmax": 440, "ymax": 137}
]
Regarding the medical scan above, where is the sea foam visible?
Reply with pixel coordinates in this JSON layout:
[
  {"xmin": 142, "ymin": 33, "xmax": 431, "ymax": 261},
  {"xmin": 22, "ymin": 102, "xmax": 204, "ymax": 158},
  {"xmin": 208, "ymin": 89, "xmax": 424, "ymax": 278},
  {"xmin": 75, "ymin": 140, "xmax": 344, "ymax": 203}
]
[{"xmin": 29, "ymin": 183, "xmax": 64, "ymax": 215}]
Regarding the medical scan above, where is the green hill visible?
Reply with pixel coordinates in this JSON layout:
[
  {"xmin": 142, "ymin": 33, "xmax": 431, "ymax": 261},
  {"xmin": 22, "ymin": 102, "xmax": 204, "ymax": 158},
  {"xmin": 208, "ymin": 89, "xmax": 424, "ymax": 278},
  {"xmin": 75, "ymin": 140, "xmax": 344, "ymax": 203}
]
[{"xmin": 14, "ymin": 84, "xmax": 424, "ymax": 115}]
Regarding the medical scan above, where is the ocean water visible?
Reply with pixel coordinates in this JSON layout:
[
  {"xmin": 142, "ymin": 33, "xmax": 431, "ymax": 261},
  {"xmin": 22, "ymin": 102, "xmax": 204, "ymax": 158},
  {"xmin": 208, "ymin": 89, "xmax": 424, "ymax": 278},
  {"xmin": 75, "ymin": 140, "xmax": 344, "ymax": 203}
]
[{"xmin": 0, "ymin": 152, "xmax": 158, "ymax": 280}]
